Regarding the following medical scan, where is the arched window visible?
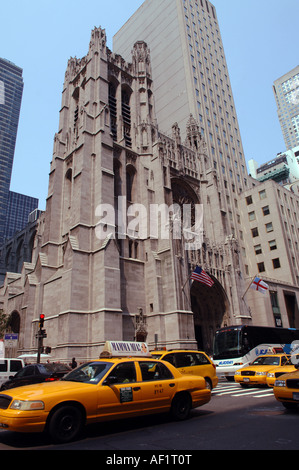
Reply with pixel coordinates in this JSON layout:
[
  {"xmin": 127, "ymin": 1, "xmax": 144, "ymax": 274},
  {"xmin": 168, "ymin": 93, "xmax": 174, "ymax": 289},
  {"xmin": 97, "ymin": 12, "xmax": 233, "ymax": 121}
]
[
  {"xmin": 7, "ymin": 311, "xmax": 21, "ymax": 334},
  {"xmin": 126, "ymin": 165, "xmax": 136, "ymax": 203},
  {"xmin": 65, "ymin": 168, "xmax": 72, "ymax": 209},
  {"xmin": 109, "ymin": 82, "xmax": 117, "ymax": 141},
  {"xmin": 72, "ymin": 87, "xmax": 80, "ymax": 128},
  {"xmin": 122, "ymin": 87, "xmax": 132, "ymax": 148}
]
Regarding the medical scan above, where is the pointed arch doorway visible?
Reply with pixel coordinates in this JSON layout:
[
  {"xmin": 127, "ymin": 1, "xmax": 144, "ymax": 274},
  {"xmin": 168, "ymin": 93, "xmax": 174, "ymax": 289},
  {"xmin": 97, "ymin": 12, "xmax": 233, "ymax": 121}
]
[{"xmin": 190, "ymin": 276, "xmax": 229, "ymax": 355}]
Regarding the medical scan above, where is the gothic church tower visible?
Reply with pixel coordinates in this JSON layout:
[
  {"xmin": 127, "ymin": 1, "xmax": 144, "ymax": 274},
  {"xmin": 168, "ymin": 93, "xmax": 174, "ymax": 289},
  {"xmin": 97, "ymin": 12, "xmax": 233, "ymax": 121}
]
[{"xmin": 0, "ymin": 27, "xmax": 250, "ymax": 360}]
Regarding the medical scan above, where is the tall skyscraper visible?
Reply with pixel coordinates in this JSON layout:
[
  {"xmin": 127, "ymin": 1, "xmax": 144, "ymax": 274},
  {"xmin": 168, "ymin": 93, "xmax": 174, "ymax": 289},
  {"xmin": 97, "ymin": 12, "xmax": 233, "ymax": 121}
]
[
  {"xmin": 0, "ymin": 58, "xmax": 24, "ymax": 245},
  {"xmin": 273, "ymin": 65, "xmax": 299, "ymax": 150},
  {"xmin": 114, "ymin": 0, "xmax": 249, "ymax": 198}
]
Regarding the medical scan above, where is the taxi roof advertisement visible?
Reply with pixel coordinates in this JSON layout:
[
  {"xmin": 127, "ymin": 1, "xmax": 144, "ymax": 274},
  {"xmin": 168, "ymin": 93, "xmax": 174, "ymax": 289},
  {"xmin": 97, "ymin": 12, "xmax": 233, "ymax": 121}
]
[{"xmin": 101, "ymin": 341, "xmax": 150, "ymax": 357}]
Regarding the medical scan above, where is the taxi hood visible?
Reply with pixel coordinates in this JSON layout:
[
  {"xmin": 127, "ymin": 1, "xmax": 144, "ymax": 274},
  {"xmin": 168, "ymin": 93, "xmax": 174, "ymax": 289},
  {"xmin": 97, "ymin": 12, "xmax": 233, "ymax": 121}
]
[
  {"xmin": 0, "ymin": 380, "xmax": 91, "ymax": 401},
  {"xmin": 276, "ymin": 370, "xmax": 299, "ymax": 381}
]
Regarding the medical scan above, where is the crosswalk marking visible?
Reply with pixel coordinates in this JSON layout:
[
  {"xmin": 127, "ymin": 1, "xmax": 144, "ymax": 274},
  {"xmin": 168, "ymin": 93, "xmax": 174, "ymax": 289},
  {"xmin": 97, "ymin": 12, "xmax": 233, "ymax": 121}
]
[{"xmin": 212, "ymin": 381, "xmax": 274, "ymax": 399}]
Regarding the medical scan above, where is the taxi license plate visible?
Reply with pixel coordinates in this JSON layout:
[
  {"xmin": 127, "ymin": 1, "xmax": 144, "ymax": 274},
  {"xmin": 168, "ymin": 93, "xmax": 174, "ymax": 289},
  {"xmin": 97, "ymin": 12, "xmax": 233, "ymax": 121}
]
[
  {"xmin": 243, "ymin": 378, "xmax": 250, "ymax": 382},
  {"xmin": 293, "ymin": 392, "xmax": 299, "ymax": 401}
]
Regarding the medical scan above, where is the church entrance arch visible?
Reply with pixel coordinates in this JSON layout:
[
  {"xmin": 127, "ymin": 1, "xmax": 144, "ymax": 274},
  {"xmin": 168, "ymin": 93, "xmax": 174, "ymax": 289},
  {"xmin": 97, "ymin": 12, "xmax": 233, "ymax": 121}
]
[
  {"xmin": 190, "ymin": 276, "xmax": 229, "ymax": 355},
  {"xmin": 7, "ymin": 310, "xmax": 21, "ymax": 334}
]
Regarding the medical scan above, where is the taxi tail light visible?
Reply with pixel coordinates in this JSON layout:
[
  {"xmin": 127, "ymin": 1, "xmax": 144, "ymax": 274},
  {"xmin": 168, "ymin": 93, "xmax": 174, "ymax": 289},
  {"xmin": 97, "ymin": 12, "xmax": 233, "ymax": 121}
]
[{"xmin": 45, "ymin": 377, "xmax": 59, "ymax": 382}]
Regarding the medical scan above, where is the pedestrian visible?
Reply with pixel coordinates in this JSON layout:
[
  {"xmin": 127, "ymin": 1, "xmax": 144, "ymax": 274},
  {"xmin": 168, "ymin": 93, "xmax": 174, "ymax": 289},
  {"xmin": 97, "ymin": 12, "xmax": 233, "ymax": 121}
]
[{"xmin": 71, "ymin": 357, "xmax": 77, "ymax": 369}]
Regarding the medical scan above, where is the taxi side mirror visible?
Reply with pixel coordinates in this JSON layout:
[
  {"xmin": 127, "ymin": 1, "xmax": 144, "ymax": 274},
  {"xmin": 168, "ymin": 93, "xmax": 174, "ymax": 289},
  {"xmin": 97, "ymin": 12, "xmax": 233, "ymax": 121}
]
[
  {"xmin": 295, "ymin": 363, "xmax": 299, "ymax": 370},
  {"xmin": 103, "ymin": 376, "xmax": 118, "ymax": 386}
]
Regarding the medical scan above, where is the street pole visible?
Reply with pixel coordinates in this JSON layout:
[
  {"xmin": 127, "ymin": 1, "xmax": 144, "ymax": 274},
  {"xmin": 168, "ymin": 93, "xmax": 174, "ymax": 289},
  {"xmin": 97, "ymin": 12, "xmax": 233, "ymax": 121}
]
[
  {"xmin": 36, "ymin": 314, "xmax": 46, "ymax": 364},
  {"xmin": 37, "ymin": 331, "xmax": 43, "ymax": 364}
]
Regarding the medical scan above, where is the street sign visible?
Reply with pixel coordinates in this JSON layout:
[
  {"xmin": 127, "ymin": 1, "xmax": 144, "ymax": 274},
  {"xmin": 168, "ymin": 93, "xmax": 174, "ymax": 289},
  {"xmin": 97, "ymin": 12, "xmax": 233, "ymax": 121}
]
[
  {"xmin": 4, "ymin": 334, "xmax": 18, "ymax": 341},
  {"xmin": 4, "ymin": 333, "xmax": 18, "ymax": 349}
]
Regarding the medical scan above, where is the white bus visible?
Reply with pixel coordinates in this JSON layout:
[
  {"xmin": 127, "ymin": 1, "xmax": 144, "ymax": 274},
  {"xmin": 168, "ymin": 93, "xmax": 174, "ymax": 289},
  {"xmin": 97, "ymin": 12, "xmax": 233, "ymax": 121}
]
[{"xmin": 213, "ymin": 325, "xmax": 299, "ymax": 381}]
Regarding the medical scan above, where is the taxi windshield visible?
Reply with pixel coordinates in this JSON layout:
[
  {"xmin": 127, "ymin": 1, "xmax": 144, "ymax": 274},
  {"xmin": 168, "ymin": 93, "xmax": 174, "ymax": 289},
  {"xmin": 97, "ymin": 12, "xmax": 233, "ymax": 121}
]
[
  {"xmin": 251, "ymin": 356, "xmax": 281, "ymax": 366},
  {"xmin": 62, "ymin": 361, "xmax": 113, "ymax": 384},
  {"xmin": 151, "ymin": 353, "xmax": 163, "ymax": 359}
]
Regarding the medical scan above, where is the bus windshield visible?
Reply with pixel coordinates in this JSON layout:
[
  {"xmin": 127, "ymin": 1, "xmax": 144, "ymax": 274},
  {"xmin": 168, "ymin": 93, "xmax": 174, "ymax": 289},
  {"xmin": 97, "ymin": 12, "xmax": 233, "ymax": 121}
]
[
  {"xmin": 213, "ymin": 325, "xmax": 299, "ymax": 361},
  {"xmin": 213, "ymin": 327, "xmax": 245, "ymax": 360}
]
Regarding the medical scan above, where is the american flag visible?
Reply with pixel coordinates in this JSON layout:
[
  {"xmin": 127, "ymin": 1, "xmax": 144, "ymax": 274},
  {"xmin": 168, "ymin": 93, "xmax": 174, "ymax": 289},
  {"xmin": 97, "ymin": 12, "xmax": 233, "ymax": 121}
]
[{"xmin": 191, "ymin": 266, "xmax": 214, "ymax": 287}]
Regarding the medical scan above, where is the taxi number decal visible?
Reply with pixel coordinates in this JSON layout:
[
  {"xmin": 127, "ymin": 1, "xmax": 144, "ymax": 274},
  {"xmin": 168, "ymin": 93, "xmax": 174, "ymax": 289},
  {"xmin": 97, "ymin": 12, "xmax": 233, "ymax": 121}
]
[
  {"xmin": 120, "ymin": 387, "xmax": 133, "ymax": 403},
  {"xmin": 154, "ymin": 383, "xmax": 164, "ymax": 394}
]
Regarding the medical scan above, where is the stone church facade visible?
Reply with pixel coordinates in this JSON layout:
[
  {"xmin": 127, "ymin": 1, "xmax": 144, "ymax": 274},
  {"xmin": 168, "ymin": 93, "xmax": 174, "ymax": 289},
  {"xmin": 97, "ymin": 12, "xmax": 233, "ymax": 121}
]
[{"xmin": 0, "ymin": 28, "xmax": 251, "ymax": 361}]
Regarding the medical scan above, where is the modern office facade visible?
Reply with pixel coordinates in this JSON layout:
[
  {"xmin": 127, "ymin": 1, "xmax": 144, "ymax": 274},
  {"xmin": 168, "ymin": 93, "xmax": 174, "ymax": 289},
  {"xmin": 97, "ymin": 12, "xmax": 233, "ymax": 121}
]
[
  {"xmin": 4, "ymin": 191, "xmax": 38, "ymax": 241},
  {"xmin": 0, "ymin": 58, "xmax": 24, "ymax": 246},
  {"xmin": 0, "ymin": 209, "xmax": 42, "ymax": 285},
  {"xmin": 273, "ymin": 65, "xmax": 299, "ymax": 151},
  {"xmin": 240, "ymin": 179, "xmax": 299, "ymax": 329}
]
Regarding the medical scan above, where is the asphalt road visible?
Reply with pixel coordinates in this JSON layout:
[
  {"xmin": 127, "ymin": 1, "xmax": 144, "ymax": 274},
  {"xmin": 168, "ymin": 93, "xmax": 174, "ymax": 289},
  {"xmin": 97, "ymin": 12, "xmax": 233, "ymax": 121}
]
[{"xmin": 0, "ymin": 379, "xmax": 298, "ymax": 454}]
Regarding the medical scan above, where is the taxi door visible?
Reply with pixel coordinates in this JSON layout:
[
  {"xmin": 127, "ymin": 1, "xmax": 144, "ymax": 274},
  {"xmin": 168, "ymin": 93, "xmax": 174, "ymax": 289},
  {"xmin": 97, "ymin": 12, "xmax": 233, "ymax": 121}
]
[
  {"xmin": 136, "ymin": 361, "xmax": 178, "ymax": 413},
  {"xmin": 97, "ymin": 361, "xmax": 143, "ymax": 418}
]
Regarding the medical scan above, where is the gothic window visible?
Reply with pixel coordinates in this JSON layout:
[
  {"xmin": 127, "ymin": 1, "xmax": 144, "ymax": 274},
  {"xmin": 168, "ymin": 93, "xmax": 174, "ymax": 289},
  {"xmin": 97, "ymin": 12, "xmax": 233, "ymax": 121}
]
[
  {"xmin": 126, "ymin": 165, "xmax": 136, "ymax": 203},
  {"xmin": 72, "ymin": 87, "xmax": 80, "ymax": 128},
  {"xmin": 122, "ymin": 88, "xmax": 132, "ymax": 148},
  {"xmin": 109, "ymin": 82, "xmax": 117, "ymax": 141},
  {"xmin": 64, "ymin": 168, "xmax": 73, "ymax": 210}
]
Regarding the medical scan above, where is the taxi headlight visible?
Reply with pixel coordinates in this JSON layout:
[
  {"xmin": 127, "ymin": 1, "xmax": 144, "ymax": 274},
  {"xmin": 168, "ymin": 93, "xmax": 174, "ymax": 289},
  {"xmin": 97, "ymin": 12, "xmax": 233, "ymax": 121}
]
[
  {"xmin": 274, "ymin": 380, "xmax": 286, "ymax": 387},
  {"xmin": 10, "ymin": 400, "xmax": 45, "ymax": 411},
  {"xmin": 256, "ymin": 372, "xmax": 266, "ymax": 376},
  {"xmin": 267, "ymin": 373, "xmax": 275, "ymax": 378},
  {"xmin": 234, "ymin": 371, "xmax": 241, "ymax": 376}
]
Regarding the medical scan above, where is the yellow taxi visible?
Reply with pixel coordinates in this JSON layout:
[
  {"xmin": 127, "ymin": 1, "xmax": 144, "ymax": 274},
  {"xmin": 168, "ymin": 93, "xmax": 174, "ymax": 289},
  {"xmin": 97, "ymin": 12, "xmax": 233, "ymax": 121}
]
[
  {"xmin": 266, "ymin": 355, "xmax": 298, "ymax": 387},
  {"xmin": 234, "ymin": 354, "xmax": 290, "ymax": 387},
  {"xmin": 0, "ymin": 341, "xmax": 211, "ymax": 443},
  {"xmin": 274, "ymin": 368, "xmax": 299, "ymax": 409},
  {"xmin": 151, "ymin": 349, "xmax": 218, "ymax": 390}
]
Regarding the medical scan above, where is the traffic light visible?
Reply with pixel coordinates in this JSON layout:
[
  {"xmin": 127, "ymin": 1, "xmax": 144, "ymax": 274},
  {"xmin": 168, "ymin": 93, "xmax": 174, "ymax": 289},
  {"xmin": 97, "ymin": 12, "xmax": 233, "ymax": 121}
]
[{"xmin": 39, "ymin": 314, "xmax": 45, "ymax": 329}]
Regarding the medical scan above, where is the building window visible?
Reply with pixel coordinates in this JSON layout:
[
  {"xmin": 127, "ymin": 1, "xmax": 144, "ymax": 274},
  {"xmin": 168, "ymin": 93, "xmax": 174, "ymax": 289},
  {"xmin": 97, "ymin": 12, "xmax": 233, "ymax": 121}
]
[
  {"xmin": 266, "ymin": 222, "xmax": 273, "ymax": 233},
  {"xmin": 259, "ymin": 189, "xmax": 267, "ymax": 200},
  {"xmin": 257, "ymin": 262, "xmax": 265, "ymax": 273},
  {"xmin": 269, "ymin": 240, "xmax": 277, "ymax": 251},
  {"xmin": 251, "ymin": 227, "xmax": 259, "ymax": 238},
  {"xmin": 272, "ymin": 258, "xmax": 281, "ymax": 269},
  {"xmin": 262, "ymin": 205, "xmax": 270, "ymax": 216},
  {"xmin": 246, "ymin": 195, "xmax": 253, "ymax": 205},
  {"xmin": 254, "ymin": 244, "xmax": 262, "ymax": 255},
  {"xmin": 248, "ymin": 211, "xmax": 255, "ymax": 221}
]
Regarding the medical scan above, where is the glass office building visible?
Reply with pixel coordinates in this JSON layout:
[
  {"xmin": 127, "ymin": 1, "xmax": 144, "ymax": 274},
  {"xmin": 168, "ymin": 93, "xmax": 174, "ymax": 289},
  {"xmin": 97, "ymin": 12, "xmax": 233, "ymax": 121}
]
[
  {"xmin": 273, "ymin": 65, "xmax": 299, "ymax": 151},
  {"xmin": 0, "ymin": 58, "xmax": 24, "ymax": 246},
  {"xmin": 4, "ymin": 191, "xmax": 38, "ymax": 241}
]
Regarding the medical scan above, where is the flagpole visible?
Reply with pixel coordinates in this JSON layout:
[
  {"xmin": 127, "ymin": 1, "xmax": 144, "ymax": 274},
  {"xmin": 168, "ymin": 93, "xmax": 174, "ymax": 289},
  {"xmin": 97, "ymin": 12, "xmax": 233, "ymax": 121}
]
[
  {"xmin": 181, "ymin": 275, "xmax": 191, "ymax": 292},
  {"xmin": 241, "ymin": 275, "xmax": 257, "ymax": 301}
]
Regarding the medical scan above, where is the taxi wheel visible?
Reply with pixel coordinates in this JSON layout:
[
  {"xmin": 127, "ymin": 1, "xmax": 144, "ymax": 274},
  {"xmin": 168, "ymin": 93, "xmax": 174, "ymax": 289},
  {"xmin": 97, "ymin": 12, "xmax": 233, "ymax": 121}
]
[
  {"xmin": 48, "ymin": 405, "xmax": 84, "ymax": 443},
  {"xmin": 205, "ymin": 378, "xmax": 212, "ymax": 390},
  {"xmin": 171, "ymin": 393, "xmax": 191, "ymax": 421}
]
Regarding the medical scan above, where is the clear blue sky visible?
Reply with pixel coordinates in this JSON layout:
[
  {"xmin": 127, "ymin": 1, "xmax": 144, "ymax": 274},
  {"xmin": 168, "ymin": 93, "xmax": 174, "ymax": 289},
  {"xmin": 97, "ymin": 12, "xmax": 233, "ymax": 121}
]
[{"xmin": 1, "ymin": 0, "xmax": 298, "ymax": 210}]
